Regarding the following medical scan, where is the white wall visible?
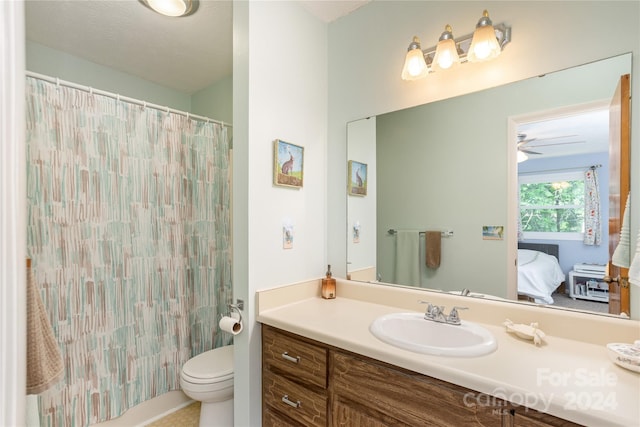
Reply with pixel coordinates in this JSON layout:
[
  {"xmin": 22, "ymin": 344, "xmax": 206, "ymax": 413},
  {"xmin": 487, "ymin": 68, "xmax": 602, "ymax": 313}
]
[
  {"xmin": 328, "ymin": 1, "xmax": 640, "ymax": 313},
  {"xmin": 233, "ymin": 2, "xmax": 328, "ymax": 425},
  {"xmin": 346, "ymin": 117, "xmax": 377, "ymax": 276}
]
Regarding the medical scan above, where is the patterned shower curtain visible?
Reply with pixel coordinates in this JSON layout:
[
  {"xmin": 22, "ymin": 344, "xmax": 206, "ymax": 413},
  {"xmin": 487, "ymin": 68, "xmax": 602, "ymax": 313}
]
[
  {"xmin": 583, "ymin": 167, "xmax": 601, "ymax": 246},
  {"xmin": 25, "ymin": 77, "xmax": 232, "ymax": 426}
]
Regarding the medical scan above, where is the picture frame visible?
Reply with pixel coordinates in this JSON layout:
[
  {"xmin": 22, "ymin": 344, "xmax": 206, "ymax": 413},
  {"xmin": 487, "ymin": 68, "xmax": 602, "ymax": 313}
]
[
  {"xmin": 273, "ymin": 139, "xmax": 304, "ymax": 188},
  {"xmin": 482, "ymin": 225, "xmax": 504, "ymax": 240},
  {"xmin": 348, "ymin": 160, "xmax": 367, "ymax": 196}
]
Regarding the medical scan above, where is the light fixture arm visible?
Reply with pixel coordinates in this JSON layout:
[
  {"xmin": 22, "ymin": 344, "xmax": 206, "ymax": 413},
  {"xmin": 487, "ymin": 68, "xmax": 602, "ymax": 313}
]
[{"xmin": 419, "ymin": 22, "xmax": 511, "ymax": 68}]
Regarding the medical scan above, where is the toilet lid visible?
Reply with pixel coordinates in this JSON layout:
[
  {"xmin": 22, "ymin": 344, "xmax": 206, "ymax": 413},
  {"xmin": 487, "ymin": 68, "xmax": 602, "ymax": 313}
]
[{"xmin": 182, "ymin": 345, "xmax": 234, "ymax": 383}]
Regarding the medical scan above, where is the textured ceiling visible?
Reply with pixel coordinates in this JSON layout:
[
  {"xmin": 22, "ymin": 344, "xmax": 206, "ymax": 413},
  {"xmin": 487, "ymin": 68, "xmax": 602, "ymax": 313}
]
[{"xmin": 25, "ymin": 0, "xmax": 370, "ymax": 94}]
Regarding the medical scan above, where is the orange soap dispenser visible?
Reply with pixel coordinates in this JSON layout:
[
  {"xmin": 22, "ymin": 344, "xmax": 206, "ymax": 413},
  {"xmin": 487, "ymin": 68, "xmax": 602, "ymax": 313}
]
[{"xmin": 321, "ymin": 265, "xmax": 336, "ymax": 299}]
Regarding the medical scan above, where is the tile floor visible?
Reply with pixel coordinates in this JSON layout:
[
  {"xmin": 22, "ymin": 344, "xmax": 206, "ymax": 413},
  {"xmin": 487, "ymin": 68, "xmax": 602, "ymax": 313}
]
[{"xmin": 146, "ymin": 402, "xmax": 200, "ymax": 427}]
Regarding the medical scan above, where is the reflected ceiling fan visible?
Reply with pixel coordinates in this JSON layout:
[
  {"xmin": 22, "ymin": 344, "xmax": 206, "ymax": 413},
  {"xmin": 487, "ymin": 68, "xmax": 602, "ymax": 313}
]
[{"xmin": 516, "ymin": 133, "xmax": 586, "ymax": 162}]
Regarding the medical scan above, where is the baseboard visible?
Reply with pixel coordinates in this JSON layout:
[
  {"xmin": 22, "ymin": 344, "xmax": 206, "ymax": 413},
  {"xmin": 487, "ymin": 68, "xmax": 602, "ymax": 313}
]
[{"xmin": 93, "ymin": 391, "xmax": 193, "ymax": 427}]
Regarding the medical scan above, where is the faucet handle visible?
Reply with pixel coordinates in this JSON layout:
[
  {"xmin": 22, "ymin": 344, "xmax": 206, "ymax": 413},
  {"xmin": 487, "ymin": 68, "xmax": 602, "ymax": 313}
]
[
  {"xmin": 418, "ymin": 300, "xmax": 437, "ymax": 318},
  {"xmin": 447, "ymin": 306, "xmax": 468, "ymax": 325}
]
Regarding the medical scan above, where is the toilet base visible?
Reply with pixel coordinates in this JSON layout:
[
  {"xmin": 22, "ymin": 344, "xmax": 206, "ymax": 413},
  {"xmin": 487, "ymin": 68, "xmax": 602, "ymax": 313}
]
[{"xmin": 199, "ymin": 397, "xmax": 233, "ymax": 427}]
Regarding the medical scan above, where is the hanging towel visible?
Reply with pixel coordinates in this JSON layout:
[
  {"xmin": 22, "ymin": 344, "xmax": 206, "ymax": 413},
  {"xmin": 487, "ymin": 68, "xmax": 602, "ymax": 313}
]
[
  {"xmin": 26, "ymin": 259, "xmax": 64, "ymax": 394},
  {"xmin": 394, "ymin": 231, "xmax": 420, "ymax": 286},
  {"xmin": 612, "ymin": 193, "xmax": 631, "ymax": 268},
  {"xmin": 628, "ymin": 226, "xmax": 640, "ymax": 286},
  {"xmin": 425, "ymin": 231, "xmax": 441, "ymax": 269}
]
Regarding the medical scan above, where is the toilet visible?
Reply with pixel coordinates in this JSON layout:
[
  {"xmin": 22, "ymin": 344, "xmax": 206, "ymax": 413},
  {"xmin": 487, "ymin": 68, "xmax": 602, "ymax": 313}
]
[{"xmin": 180, "ymin": 345, "xmax": 234, "ymax": 427}]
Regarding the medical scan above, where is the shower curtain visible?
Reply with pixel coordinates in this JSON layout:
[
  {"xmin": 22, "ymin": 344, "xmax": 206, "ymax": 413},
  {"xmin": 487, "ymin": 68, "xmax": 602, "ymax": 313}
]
[{"xmin": 25, "ymin": 77, "xmax": 232, "ymax": 426}]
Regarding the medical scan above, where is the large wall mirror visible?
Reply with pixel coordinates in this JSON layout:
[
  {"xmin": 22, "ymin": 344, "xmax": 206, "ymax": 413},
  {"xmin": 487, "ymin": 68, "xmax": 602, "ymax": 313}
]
[{"xmin": 347, "ymin": 53, "xmax": 632, "ymax": 319}]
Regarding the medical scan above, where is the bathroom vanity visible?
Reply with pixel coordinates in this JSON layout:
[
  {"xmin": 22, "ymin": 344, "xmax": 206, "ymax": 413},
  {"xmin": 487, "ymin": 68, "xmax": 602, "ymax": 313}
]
[
  {"xmin": 262, "ymin": 324, "xmax": 580, "ymax": 426},
  {"xmin": 257, "ymin": 279, "xmax": 640, "ymax": 427}
]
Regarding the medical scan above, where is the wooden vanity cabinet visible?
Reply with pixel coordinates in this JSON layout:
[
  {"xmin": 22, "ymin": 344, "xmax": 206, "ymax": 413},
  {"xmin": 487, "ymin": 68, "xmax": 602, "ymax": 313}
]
[
  {"xmin": 330, "ymin": 350, "xmax": 507, "ymax": 426},
  {"xmin": 505, "ymin": 407, "xmax": 582, "ymax": 427},
  {"xmin": 262, "ymin": 325, "xmax": 579, "ymax": 427}
]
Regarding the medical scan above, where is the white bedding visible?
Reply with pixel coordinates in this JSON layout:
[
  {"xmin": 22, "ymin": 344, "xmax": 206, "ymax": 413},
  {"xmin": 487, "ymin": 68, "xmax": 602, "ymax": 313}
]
[{"xmin": 517, "ymin": 249, "xmax": 566, "ymax": 304}]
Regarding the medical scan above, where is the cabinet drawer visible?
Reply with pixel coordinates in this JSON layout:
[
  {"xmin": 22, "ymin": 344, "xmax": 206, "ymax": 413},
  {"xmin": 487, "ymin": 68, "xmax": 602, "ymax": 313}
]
[
  {"xmin": 263, "ymin": 325, "xmax": 327, "ymax": 389},
  {"xmin": 263, "ymin": 405, "xmax": 299, "ymax": 427},
  {"xmin": 263, "ymin": 369, "xmax": 327, "ymax": 427}
]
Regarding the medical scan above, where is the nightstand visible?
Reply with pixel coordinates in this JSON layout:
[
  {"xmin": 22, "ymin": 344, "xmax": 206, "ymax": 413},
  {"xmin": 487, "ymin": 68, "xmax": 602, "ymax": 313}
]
[{"xmin": 568, "ymin": 270, "xmax": 608, "ymax": 302}]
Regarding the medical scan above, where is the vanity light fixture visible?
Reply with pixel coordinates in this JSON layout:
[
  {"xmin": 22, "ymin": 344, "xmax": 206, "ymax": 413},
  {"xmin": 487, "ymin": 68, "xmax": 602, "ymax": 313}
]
[
  {"xmin": 401, "ymin": 9, "xmax": 511, "ymax": 80},
  {"xmin": 432, "ymin": 25, "xmax": 460, "ymax": 71},
  {"xmin": 401, "ymin": 37, "xmax": 429, "ymax": 81},
  {"xmin": 139, "ymin": 0, "xmax": 198, "ymax": 17},
  {"xmin": 468, "ymin": 10, "xmax": 503, "ymax": 62}
]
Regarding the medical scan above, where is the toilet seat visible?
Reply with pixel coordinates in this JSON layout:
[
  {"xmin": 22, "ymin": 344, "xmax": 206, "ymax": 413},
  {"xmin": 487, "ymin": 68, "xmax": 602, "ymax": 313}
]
[{"xmin": 181, "ymin": 345, "xmax": 234, "ymax": 385}]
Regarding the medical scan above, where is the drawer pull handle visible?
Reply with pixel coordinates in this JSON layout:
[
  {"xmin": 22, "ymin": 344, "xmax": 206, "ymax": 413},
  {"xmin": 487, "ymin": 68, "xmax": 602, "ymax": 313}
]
[
  {"xmin": 282, "ymin": 395, "xmax": 301, "ymax": 408},
  {"xmin": 281, "ymin": 352, "xmax": 300, "ymax": 363}
]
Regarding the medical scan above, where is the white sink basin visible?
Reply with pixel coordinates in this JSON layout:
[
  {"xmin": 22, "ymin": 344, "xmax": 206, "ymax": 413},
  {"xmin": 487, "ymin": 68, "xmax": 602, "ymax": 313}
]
[{"xmin": 369, "ymin": 312, "xmax": 497, "ymax": 357}]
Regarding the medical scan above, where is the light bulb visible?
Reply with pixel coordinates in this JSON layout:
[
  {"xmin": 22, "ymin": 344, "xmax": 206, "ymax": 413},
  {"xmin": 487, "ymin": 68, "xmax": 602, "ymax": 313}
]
[
  {"xmin": 517, "ymin": 151, "xmax": 528, "ymax": 163},
  {"xmin": 146, "ymin": 0, "xmax": 189, "ymax": 16},
  {"xmin": 468, "ymin": 10, "xmax": 502, "ymax": 62},
  {"xmin": 401, "ymin": 37, "xmax": 428, "ymax": 80},
  {"xmin": 432, "ymin": 25, "xmax": 460, "ymax": 71}
]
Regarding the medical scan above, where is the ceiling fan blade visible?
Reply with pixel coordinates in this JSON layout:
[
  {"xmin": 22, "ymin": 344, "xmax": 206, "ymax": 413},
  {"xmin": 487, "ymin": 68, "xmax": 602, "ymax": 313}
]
[
  {"xmin": 529, "ymin": 134, "xmax": 578, "ymax": 142},
  {"xmin": 520, "ymin": 149, "xmax": 542, "ymax": 155},
  {"xmin": 529, "ymin": 140, "xmax": 586, "ymax": 148}
]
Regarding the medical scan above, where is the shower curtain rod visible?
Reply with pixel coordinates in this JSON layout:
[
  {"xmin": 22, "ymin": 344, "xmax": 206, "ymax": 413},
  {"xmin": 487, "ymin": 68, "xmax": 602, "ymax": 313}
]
[
  {"xmin": 518, "ymin": 163, "xmax": 602, "ymax": 175},
  {"xmin": 25, "ymin": 71, "xmax": 232, "ymax": 129}
]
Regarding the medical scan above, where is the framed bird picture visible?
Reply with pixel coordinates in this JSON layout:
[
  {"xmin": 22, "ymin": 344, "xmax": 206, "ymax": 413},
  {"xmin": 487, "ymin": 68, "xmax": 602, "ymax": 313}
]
[
  {"xmin": 273, "ymin": 139, "xmax": 304, "ymax": 188},
  {"xmin": 348, "ymin": 160, "xmax": 367, "ymax": 196}
]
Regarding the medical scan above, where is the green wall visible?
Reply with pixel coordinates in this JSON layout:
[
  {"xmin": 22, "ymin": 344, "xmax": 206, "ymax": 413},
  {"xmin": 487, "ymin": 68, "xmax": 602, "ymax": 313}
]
[{"xmin": 26, "ymin": 41, "xmax": 232, "ymax": 122}]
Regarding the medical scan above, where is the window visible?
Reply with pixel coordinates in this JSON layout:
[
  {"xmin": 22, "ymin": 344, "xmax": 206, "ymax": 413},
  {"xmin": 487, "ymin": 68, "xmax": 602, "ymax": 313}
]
[{"xmin": 519, "ymin": 171, "xmax": 585, "ymax": 240}]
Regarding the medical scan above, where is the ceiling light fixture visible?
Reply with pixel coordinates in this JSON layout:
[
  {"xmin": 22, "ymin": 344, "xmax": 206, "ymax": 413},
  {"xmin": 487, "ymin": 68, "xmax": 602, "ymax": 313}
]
[
  {"xmin": 401, "ymin": 10, "xmax": 511, "ymax": 80},
  {"xmin": 139, "ymin": 0, "xmax": 198, "ymax": 17},
  {"xmin": 517, "ymin": 150, "xmax": 529, "ymax": 163}
]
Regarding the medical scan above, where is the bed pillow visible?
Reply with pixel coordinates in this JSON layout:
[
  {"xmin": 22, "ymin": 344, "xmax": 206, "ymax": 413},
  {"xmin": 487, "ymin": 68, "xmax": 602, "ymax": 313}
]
[{"xmin": 518, "ymin": 249, "xmax": 540, "ymax": 267}]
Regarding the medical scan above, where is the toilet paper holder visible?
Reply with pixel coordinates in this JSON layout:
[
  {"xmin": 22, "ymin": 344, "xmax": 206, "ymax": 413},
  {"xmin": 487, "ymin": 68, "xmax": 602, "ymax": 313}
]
[{"xmin": 224, "ymin": 300, "xmax": 244, "ymax": 324}]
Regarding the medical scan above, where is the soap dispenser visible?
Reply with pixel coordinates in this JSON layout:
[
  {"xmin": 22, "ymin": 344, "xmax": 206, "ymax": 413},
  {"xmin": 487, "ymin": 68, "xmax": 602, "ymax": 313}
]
[{"xmin": 321, "ymin": 265, "xmax": 336, "ymax": 299}]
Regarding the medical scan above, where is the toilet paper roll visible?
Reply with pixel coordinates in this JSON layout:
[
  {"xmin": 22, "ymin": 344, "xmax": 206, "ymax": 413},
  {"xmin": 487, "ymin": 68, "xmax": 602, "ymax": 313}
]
[{"xmin": 219, "ymin": 315, "xmax": 243, "ymax": 335}]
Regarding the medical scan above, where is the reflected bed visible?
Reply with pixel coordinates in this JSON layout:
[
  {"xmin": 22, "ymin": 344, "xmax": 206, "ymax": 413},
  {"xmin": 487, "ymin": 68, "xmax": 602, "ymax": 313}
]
[{"xmin": 517, "ymin": 243, "xmax": 566, "ymax": 304}]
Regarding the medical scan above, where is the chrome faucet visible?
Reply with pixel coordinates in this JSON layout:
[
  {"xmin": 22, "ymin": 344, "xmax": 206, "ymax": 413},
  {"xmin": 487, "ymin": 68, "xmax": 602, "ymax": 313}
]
[{"xmin": 419, "ymin": 301, "xmax": 468, "ymax": 325}]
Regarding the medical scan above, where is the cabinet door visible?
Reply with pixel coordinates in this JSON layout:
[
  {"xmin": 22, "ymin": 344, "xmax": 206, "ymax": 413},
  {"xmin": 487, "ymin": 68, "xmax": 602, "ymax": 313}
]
[
  {"xmin": 330, "ymin": 351, "xmax": 506, "ymax": 426},
  {"xmin": 332, "ymin": 398, "xmax": 400, "ymax": 427},
  {"xmin": 510, "ymin": 408, "xmax": 582, "ymax": 427}
]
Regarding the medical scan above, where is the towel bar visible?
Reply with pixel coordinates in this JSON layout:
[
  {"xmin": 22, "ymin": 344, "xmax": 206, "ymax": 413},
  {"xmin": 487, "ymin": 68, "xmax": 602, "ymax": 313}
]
[{"xmin": 387, "ymin": 229, "xmax": 453, "ymax": 238}]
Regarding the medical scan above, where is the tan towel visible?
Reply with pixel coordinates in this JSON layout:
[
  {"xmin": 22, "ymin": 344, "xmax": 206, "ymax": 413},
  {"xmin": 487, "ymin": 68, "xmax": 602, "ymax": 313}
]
[
  {"xmin": 425, "ymin": 231, "xmax": 441, "ymax": 269},
  {"xmin": 26, "ymin": 259, "xmax": 64, "ymax": 394}
]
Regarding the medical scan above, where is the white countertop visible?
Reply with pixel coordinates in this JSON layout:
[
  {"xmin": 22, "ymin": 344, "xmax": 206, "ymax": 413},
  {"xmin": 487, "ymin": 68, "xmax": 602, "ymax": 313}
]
[{"xmin": 257, "ymin": 279, "xmax": 640, "ymax": 427}]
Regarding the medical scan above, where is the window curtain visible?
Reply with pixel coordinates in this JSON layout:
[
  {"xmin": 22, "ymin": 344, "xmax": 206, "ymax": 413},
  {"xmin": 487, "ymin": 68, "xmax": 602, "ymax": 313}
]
[
  {"xmin": 583, "ymin": 167, "xmax": 601, "ymax": 245},
  {"xmin": 517, "ymin": 185, "xmax": 524, "ymax": 241},
  {"xmin": 25, "ymin": 77, "xmax": 232, "ymax": 426}
]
